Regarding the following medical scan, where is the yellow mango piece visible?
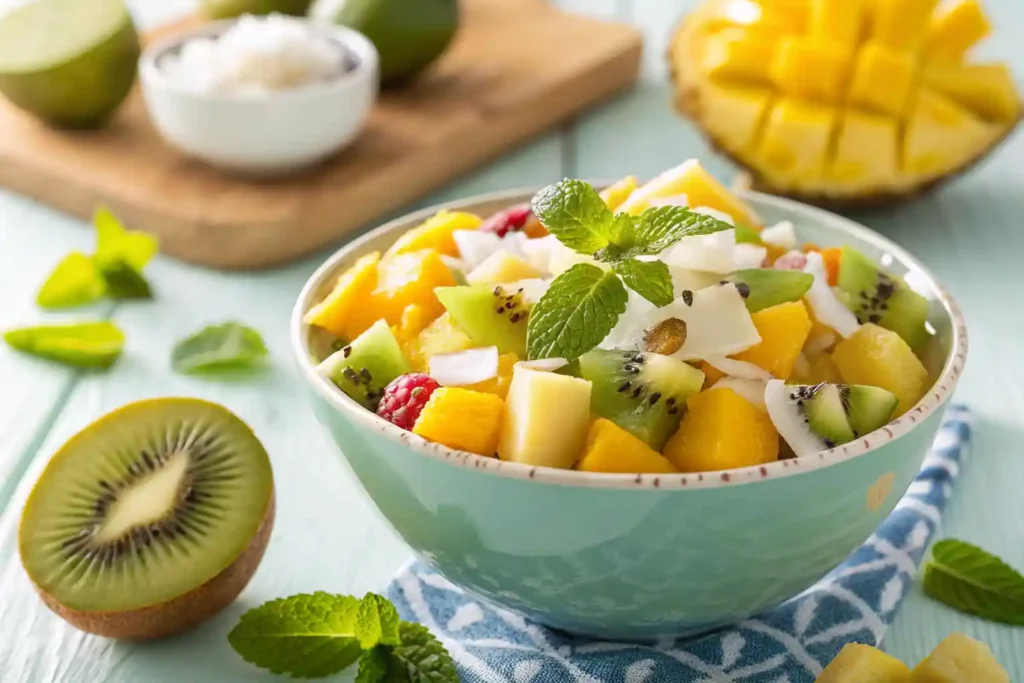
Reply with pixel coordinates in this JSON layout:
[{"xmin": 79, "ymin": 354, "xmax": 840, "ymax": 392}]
[
  {"xmin": 816, "ymin": 643, "xmax": 912, "ymax": 683},
  {"xmin": 699, "ymin": 28, "xmax": 776, "ymax": 83},
  {"xmin": 663, "ymin": 387, "xmax": 779, "ymax": 472},
  {"xmin": 831, "ymin": 323, "xmax": 929, "ymax": 416},
  {"xmin": 409, "ymin": 312, "xmax": 473, "ymax": 371},
  {"xmin": 926, "ymin": 0, "xmax": 991, "ymax": 62},
  {"xmin": 466, "ymin": 352, "xmax": 518, "ymax": 399},
  {"xmin": 809, "ymin": 0, "xmax": 865, "ymax": 46},
  {"xmin": 771, "ymin": 38, "xmax": 852, "ymax": 104},
  {"xmin": 370, "ymin": 249, "xmax": 457, "ymax": 328},
  {"xmin": 303, "ymin": 251, "xmax": 381, "ymax": 341},
  {"xmin": 870, "ymin": 0, "xmax": 938, "ymax": 51},
  {"xmin": 391, "ymin": 304, "xmax": 434, "ymax": 359},
  {"xmin": 466, "ymin": 250, "xmax": 542, "ymax": 286},
  {"xmin": 693, "ymin": 83, "xmax": 773, "ymax": 155},
  {"xmin": 732, "ymin": 301, "xmax": 813, "ymax": 379},
  {"xmin": 911, "ymin": 633, "xmax": 1009, "ymax": 683},
  {"xmin": 923, "ymin": 63, "xmax": 1022, "ymax": 123},
  {"xmin": 620, "ymin": 159, "xmax": 762, "ymax": 227},
  {"xmin": 755, "ymin": 99, "xmax": 837, "ymax": 189},
  {"xmin": 579, "ymin": 418, "xmax": 678, "ymax": 474},
  {"xmin": 599, "ymin": 176, "xmax": 638, "ymax": 211},
  {"xmin": 848, "ymin": 43, "xmax": 916, "ymax": 117},
  {"xmin": 903, "ymin": 88, "xmax": 1000, "ymax": 178},
  {"xmin": 791, "ymin": 350, "xmax": 844, "ymax": 385},
  {"xmin": 386, "ymin": 210, "xmax": 482, "ymax": 258},
  {"xmin": 829, "ymin": 110, "xmax": 899, "ymax": 190},
  {"xmin": 413, "ymin": 388, "xmax": 504, "ymax": 456},
  {"xmin": 700, "ymin": 361, "xmax": 726, "ymax": 387}
]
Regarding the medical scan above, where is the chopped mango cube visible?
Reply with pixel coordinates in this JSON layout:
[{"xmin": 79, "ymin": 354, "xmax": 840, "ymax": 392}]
[
  {"xmin": 848, "ymin": 43, "xmax": 915, "ymax": 117},
  {"xmin": 755, "ymin": 99, "xmax": 837, "ymax": 189},
  {"xmin": 700, "ymin": 28, "xmax": 776, "ymax": 84},
  {"xmin": 732, "ymin": 301, "xmax": 813, "ymax": 379},
  {"xmin": 663, "ymin": 387, "xmax": 779, "ymax": 472},
  {"xmin": 903, "ymin": 88, "xmax": 1000, "ymax": 178},
  {"xmin": 870, "ymin": 0, "xmax": 938, "ymax": 51},
  {"xmin": 579, "ymin": 419, "xmax": 678, "ymax": 474},
  {"xmin": 771, "ymin": 38, "xmax": 851, "ymax": 104},
  {"xmin": 466, "ymin": 250, "xmax": 542, "ymax": 286},
  {"xmin": 829, "ymin": 110, "xmax": 899, "ymax": 190},
  {"xmin": 831, "ymin": 323, "xmax": 929, "ymax": 416},
  {"xmin": 926, "ymin": 0, "xmax": 991, "ymax": 62},
  {"xmin": 370, "ymin": 249, "xmax": 457, "ymax": 328},
  {"xmin": 693, "ymin": 83, "xmax": 773, "ymax": 155},
  {"xmin": 809, "ymin": 0, "xmax": 865, "ymax": 45},
  {"xmin": 912, "ymin": 633, "xmax": 1009, "ymax": 683},
  {"xmin": 386, "ymin": 210, "xmax": 482, "ymax": 258},
  {"xmin": 466, "ymin": 352, "xmax": 518, "ymax": 399},
  {"xmin": 413, "ymin": 388, "xmax": 504, "ymax": 456},
  {"xmin": 409, "ymin": 312, "xmax": 473, "ymax": 371},
  {"xmin": 923, "ymin": 63, "xmax": 1022, "ymax": 123},
  {"xmin": 816, "ymin": 643, "xmax": 912, "ymax": 683},
  {"xmin": 699, "ymin": 361, "xmax": 726, "ymax": 387},
  {"xmin": 599, "ymin": 176, "xmax": 638, "ymax": 211},
  {"xmin": 303, "ymin": 251, "xmax": 381, "ymax": 341},
  {"xmin": 791, "ymin": 349, "xmax": 844, "ymax": 385},
  {"xmin": 391, "ymin": 304, "xmax": 434, "ymax": 359}
]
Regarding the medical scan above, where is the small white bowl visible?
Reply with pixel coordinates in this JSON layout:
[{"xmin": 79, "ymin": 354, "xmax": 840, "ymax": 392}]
[{"xmin": 139, "ymin": 17, "xmax": 378, "ymax": 176}]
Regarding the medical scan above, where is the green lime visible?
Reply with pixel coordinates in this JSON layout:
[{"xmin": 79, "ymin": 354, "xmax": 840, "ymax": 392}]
[
  {"xmin": 200, "ymin": 0, "xmax": 314, "ymax": 19},
  {"xmin": 322, "ymin": 0, "xmax": 459, "ymax": 86},
  {"xmin": 0, "ymin": 0, "xmax": 140, "ymax": 128},
  {"xmin": 4, "ymin": 321, "xmax": 125, "ymax": 369}
]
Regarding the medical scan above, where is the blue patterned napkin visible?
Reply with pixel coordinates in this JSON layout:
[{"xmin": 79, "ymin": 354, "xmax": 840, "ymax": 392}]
[{"xmin": 387, "ymin": 405, "xmax": 972, "ymax": 682}]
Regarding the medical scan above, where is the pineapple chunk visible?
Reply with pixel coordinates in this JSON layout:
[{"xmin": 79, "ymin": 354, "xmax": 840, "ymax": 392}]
[
  {"xmin": 923, "ymin": 63, "xmax": 1022, "ymax": 123},
  {"xmin": 386, "ymin": 210, "xmax": 482, "ymax": 258},
  {"xmin": 695, "ymin": 83, "xmax": 773, "ymax": 155},
  {"xmin": 413, "ymin": 388, "xmax": 504, "ymax": 456},
  {"xmin": 770, "ymin": 38, "xmax": 851, "ymax": 104},
  {"xmin": 809, "ymin": 0, "xmax": 865, "ymax": 46},
  {"xmin": 870, "ymin": 0, "xmax": 938, "ymax": 51},
  {"xmin": 368, "ymin": 249, "xmax": 457, "ymax": 331},
  {"xmin": 816, "ymin": 643, "xmax": 912, "ymax": 683},
  {"xmin": 831, "ymin": 323, "xmax": 929, "ymax": 416},
  {"xmin": 409, "ymin": 312, "xmax": 473, "ymax": 371},
  {"xmin": 466, "ymin": 250, "xmax": 542, "ymax": 286},
  {"xmin": 903, "ymin": 88, "xmax": 1001, "ymax": 179},
  {"xmin": 911, "ymin": 633, "xmax": 1009, "ymax": 683},
  {"xmin": 497, "ymin": 365, "xmax": 592, "ymax": 469},
  {"xmin": 754, "ymin": 99, "xmax": 837, "ymax": 189},
  {"xmin": 848, "ymin": 43, "xmax": 916, "ymax": 117},
  {"xmin": 790, "ymin": 349, "xmax": 844, "ymax": 384},
  {"xmin": 578, "ymin": 419, "xmax": 678, "ymax": 474},
  {"xmin": 599, "ymin": 176, "xmax": 638, "ymax": 211},
  {"xmin": 829, "ymin": 110, "xmax": 900, "ymax": 190},
  {"xmin": 303, "ymin": 251, "xmax": 381, "ymax": 341},
  {"xmin": 466, "ymin": 352, "xmax": 518, "ymax": 399},
  {"xmin": 732, "ymin": 301, "xmax": 813, "ymax": 380},
  {"xmin": 663, "ymin": 387, "xmax": 779, "ymax": 472},
  {"xmin": 926, "ymin": 0, "xmax": 991, "ymax": 62},
  {"xmin": 700, "ymin": 28, "xmax": 776, "ymax": 84}
]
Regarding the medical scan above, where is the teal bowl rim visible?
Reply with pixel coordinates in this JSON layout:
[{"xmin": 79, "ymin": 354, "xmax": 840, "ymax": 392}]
[{"xmin": 290, "ymin": 187, "xmax": 968, "ymax": 490}]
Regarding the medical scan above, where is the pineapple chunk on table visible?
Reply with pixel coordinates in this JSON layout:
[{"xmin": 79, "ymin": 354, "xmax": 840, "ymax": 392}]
[
  {"xmin": 911, "ymin": 633, "xmax": 1009, "ymax": 683},
  {"xmin": 578, "ymin": 419, "xmax": 677, "ymax": 474},
  {"xmin": 816, "ymin": 643, "xmax": 912, "ymax": 683},
  {"xmin": 413, "ymin": 388, "xmax": 504, "ymax": 456},
  {"xmin": 831, "ymin": 323, "xmax": 929, "ymax": 417}
]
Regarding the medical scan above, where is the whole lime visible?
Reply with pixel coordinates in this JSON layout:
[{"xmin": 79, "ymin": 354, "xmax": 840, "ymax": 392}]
[
  {"xmin": 200, "ymin": 0, "xmax": 314, "ymax": 19},
  {"xmin": 0, "ymin": 0, "xmax": 140, "ymax": 129},
  {"xmin": 321, "ymin": 0, "xmax": 459, "ymax": 86}
]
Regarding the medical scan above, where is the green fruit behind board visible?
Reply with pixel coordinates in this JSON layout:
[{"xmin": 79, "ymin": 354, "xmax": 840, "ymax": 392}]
[
  {"xmin": 0, "ymin": 0, "xmax": 140, "ymax": 129},
  {"xmin": 321, "ymin": 0, "xmax": 459, "ymax": 86},
  {"xmin": 201, "ymin": 0, "xmax": 314, "ymax": 19}
]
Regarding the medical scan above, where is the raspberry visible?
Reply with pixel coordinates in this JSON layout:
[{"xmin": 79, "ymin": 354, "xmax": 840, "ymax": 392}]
[
  {"xmin": 479, "ymin": 204, "xmax": 533, "ymax": 237},
  {"xmin": 376, "ymin": 373, "xmax": 440, "ymax": 430}
]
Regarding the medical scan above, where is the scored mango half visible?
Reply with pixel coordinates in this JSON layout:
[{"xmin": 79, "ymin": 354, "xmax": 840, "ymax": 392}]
[{"xmin": 668, "ymin": 0, "xmax": 1022, "ymax": 207}]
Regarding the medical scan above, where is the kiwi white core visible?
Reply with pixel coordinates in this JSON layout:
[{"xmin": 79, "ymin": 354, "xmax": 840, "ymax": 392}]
[{"xmin": 95, "ymin": 451, "xmax": 189, "ymax": 544}]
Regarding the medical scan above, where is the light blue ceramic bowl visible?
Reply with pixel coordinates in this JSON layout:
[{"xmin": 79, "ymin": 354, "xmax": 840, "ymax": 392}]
[{"xmin": 291, "ymin": 188, "xmax": 967, "ymax": 641}]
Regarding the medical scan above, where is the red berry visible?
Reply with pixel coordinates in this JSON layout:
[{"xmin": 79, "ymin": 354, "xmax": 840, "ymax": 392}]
[
  {"xmin": 376, "ymin": 373, "xmax": 440, "ymax": 430},
  {"xmin": 480, "ymin": 204, "xmax": 533, "ymax": 237}
]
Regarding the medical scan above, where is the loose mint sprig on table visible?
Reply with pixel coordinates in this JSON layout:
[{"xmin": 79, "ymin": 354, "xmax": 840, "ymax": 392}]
[{"xmin": 526, "ymin": 179, "xmax": 733, "ymax": 361}]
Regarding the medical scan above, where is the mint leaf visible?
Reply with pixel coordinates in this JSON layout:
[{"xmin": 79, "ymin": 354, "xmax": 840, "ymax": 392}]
[
  {"xmin": 530, "ymin": 179, "xmax": 613, "ymax": 254},
  {"xmin": 356, "ymin": 593, "xmax": 401, "ymax": 649},
  {"xmin": 356, "ymin": 647, "xmax": 389, "ymax": 683},
  {"xmin": 922, "ymin": 539, "xmax": 1024, "ymax": 625},
  {"xmin": 171, "ymin": 322, "xmax": 268, "ymax": 374},
  {"xmin": 228, "ymin": 592, "xmax": 363, "ymax": 678},
  {"xmin": 4, "ymin": 321, "xmax": 124, "ymax": 370},
  {"xmin": 386, "ymin": 622, "xmax": 459, "ymax": 683},
  {"xmin": 99, "ymin": 260, "xmax": 153, "ymax": 300},
  {"xmin": 35, "ymin": 252, "xmax": 106, "ymax": 309},
  {"xmin": 617, "ymin": 205, "xmax": 732, "ymax": 258},
  {"xmin": 94, "ymin": 206, "xmax": 159, "ymax": 271},
  {"xmin": 526, "ymin": 263, "xmax": 628, "ymax": 361},
  {"xmin": 613, "ymin": 259, "xmax": 673, "ymax": 307}
]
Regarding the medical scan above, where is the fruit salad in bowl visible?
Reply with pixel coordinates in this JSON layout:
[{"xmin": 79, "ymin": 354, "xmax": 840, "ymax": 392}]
[{"xmin": 292, "ymin": 159, "xmax": 965, "ymax": 639}]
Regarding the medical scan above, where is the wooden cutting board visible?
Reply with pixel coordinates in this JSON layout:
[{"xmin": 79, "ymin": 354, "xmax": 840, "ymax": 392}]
[{"xmin": 0, "ymin": 0, "xmax": 641, "ymax": 270}]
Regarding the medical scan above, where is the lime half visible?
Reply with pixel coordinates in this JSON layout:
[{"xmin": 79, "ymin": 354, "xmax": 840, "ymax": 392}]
[{"xmin": 0, "ymin": 0, "xmax": 140, "ymax": 128}]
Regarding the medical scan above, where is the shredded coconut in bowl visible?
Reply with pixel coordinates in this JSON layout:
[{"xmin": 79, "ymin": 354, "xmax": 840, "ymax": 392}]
[{"xmin": 160, "ymin": 14, "xmax": 349, "ymax": 96}]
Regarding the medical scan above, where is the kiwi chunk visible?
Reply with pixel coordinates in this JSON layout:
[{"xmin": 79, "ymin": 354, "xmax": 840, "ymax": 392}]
[
  {"xmin": 578, "ymin": 349, "xmax": 705, "ymax": 450},
  {"xmin": 842, "ymin": 384, "xmax": 899, "ymax": 437},
  {"xmin": 318, "ymin": 318, "xmax": 411, "ymax": 410},
  {"xmin": 18, "ymin": 398, "xmax": 274, "ymax": 639},
  {"xmin": 836, "ymin": 246, "xmax": 929, "ymax": 351},
  {"xmin": 435, "ymin": 284, "xmax": 530, "ymax": 357},
  {"xmin": 729, "ymin": 268, "xmax": 813, "ymax": 313}
]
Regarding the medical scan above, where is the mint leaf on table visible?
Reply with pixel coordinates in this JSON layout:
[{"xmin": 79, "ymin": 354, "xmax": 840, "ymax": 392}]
[
  {"xmin": 612, "ymin": 259, "xmax": 674, "ymax": 307},
  {"xmin": 530, "ymin": 179, "xmax": 616, "ymax": 254},
  {"xmin": 4, "ymin": 321, "xmax": 124, "ymax": 370},
  {"xmin": 356, "ymin": 593, "xmax": 402, "ymax": 649},
  {"xmin": 227, "ymin": 592, "xmax": 363, "ymax": 679},
  {"xmin": 385, "ymin": 622, "xmax": 459, "ymax": 683},
  {"xmin": 98, "ymin": 260, "xmax": 153, "ymax": 300},
  {"xmin": 612, "ymin": 205, "xmax": 733, "ymax": 259},
  {"xmin": 93, "ymin": 206, "xmax": 159, "ymax": 271},
  {"xmin": 526, "ymin": 263, "xmax": 628, "ymax": 361},
  {"xmin": 921, "ymin": 539, "xmax": 1024, "ymax": 625},
  {"xmin": 35, "ymin": 252, "xmax": 107, "ymax": 309},
  {"xmin": 171, "ymin": 322, "xmax": 268, "ymax": 374}
]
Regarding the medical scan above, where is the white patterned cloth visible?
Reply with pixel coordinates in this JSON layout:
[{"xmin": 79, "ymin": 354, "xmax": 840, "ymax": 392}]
[{"xmin": 387, "ymin": 406, "xmax": 972, "ymax": 682}]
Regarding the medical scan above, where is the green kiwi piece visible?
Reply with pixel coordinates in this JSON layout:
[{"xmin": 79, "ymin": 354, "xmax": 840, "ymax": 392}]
[
  {"xmin": 18, "ymin": 398, "xmax": 274, "ymax": 640},
  {"xmin": 435, "ymin": 284, "xmax": 530, "ymax": 357},
  {"xmin": 317, "ymin": 318, "xmax": 411, "ymax": 410},
  {"xmin": 729, "ymin": 268, "xmax": 813, "ymax": 313}
]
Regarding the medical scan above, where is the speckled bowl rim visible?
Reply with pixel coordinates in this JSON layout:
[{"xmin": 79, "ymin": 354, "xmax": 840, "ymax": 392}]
[{"xmin": 291, "ymin": 187, "xmax": 968, "ymax": 490}]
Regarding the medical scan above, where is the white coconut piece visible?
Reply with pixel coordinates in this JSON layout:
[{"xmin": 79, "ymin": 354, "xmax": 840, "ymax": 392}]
[
  {"xmin": 691, "ymin": 206, "xmax": 736, "ymax": 226},
  {"xmin": 429, "ymin": 346, "xmax": 499, "ymax": 386},
  {"xmin": 598, "ymin": 288, "xmax": 659, "ymax": 350},
  {"xmin": 664, "ymin": 228, "xmax": 738, "ymax": 273},
  {"xmin": 715, "ymin": 377, "xmax": 768, "ymax": 410},
  {"xmin": 517, "ymin": 357, "xmax": 569, "ymax": 372},
  {"xmin": 440, "ymin": 254, "xmax": 468, "ymax": 275},
  {"xmin": 668, "ymin": 266, "xmax": 721, "ymax": 298},
  {"xmin": 733, "ymin": 243, "xmax": 768, "ymax": 269},
  {"xmin": 503, "ymin": 278, "xmax": 551, "ymax": 304},
  {"xmin": 453, "ymin": 230, "xmax": 502, "ymax": 270},
  {"xmin": 760, "ymin": 220, "xmax": 797, "ymax": 249},
  {"xmin": 803, "ymin": 251, "xmax": 860, "ymax": 339},
  {"xmin": 764, "ymin": 379, "xmax": 827, "ymax": 457},
  {"xmin": 702, "ymin": 355, "xmax": 773, "ymax": 381},
  {"xmin": 670, "ymin": 283, "xmax": 761, "ymax": 360},
  {"xmin": 520, "ymin": 235, "xmax": 560, "ymax": 274},
  {"xmin": 649, "ymin": 194, "xmax": 689, "ymax": 208}
]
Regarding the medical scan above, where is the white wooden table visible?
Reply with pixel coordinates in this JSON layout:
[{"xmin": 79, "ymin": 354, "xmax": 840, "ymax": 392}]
[{"xmin": 0, "ymin": 0, "xmax": 1021, "ymax": 680}]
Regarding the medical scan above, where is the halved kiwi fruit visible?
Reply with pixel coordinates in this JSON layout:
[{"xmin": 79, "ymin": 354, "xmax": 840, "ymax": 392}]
[{"xmin": 18, "ymin": 398, "xmax": 274, "ymax": 640}]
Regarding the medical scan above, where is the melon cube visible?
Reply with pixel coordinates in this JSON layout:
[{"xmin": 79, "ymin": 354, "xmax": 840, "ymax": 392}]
[
  {"xmin": 926, "ymin": 0, "xmax": 991, "ymax": 62},
  {"xmin": 755, "ymin": 99, "xmax": 837, "ymax": 189},
  {"xmin": 693, "ymin": 83, "xmax": 773, "ymax": 155},
  {"xmin": 848, "ymin": 42, "xmax": 916, "ymax": 117},
  {"xmin": 903, "ymin": 88, "xmax": 1000, "ymax": 179},
  {"xmin": 911, "ymin": 633, "xmax": 1009, "ymax": 683},
  {"xmin": 816, "ymin": 643, "xmax": 912, "ymax": 683},
  {"xmin": 870, "ymin": 0, "xmax": 938, "ymax": 51},
  {"xmin": 466, "ymin": 250, "xmax": 542, "ymax": 286},
  {"xmin": 829, "ymin": 110, "xmax": 899, "ymax": 190},
  {"xmin": 831, "ymin": 323, "xmax": 929, "ymax": 416},
  {"xmin": 413, "ymin": 388, "xmax": 504, "ymax": 456},
  {"xmin": 303, "ymin": 251, "xmax": 381, "ymax": 341},
  {"xmin": 663, "ymin": 387, "xmax": 779, "ymax": 472},
  {"xmin": 809, "ymin": 0, "xmax": 865, "ymax": 45},
  {"xmin": 732, "ymin": 301, "xmax": 813, "ymax": 379},
  {"xmin": 599, "ymin": 176, "xmax": 638, "ymax": 211},
  {"xmin": 699, "ymin": 28, "xmax": 776, "ymax": 83},
  {"xmin": 770, "ymin": 38, "xmax": 851, "ymax": 104},
  {"xmin": 923, "ymin": 63, "xmax": 1022, "ymax": 123},
  {"xmin": 387, "ymin": 210, "xmax": 483, "ymax": 258},
  {"xmin": 578, "ymin": 418, "xmax": 678, "ymax": 474}
]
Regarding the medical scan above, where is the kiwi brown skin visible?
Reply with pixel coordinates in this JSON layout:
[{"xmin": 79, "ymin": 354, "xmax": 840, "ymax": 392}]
[
  {"xmin": 31, "ymin": 492, "xmax": 275, "ymax": 641},
  {"xmin": 666, "ymin": 14, "xmax": 1023, "ymax": 211}
]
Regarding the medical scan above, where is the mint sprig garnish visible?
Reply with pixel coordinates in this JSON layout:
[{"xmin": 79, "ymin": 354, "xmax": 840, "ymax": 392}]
[
  {"xmin": 922, "ymin": 539, "xmax": 1024, "ymax": 625},
  {"xmin": 228, "ymin": 592, "xmax": 459, "ymax": 681},
  {"xmin": 526, "ymin": 179, "xmax": 732, "ymax": 359}
]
